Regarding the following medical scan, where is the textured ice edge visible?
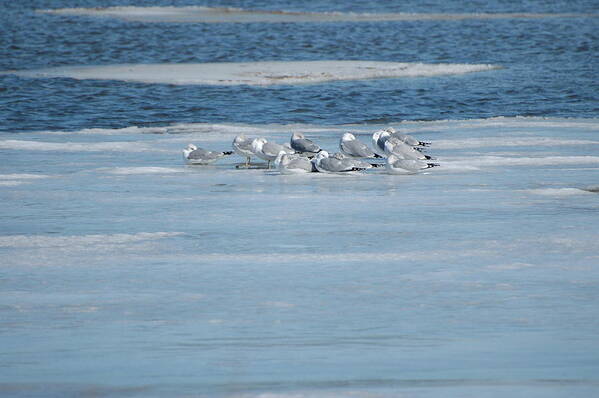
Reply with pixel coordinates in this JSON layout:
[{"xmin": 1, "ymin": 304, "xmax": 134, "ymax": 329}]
[
  {"xmin": 0, "ymin": 232, "xmax": 184, "ymax": 248},
  {"xmin": 3, "ymin": 61, "xmax": 502, "ymax": 86},
  {"xmin": 36, "ymin": 6, "xmax": 599, "ymax": 23}
]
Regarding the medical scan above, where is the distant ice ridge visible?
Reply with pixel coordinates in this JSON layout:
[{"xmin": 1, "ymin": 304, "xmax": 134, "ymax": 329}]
[
  {"xmin": 442, "ymin": 155, "xmax": 599, "ymax": 168},
  {"xmin": 36, "ymin": 6, "xmax": 598, "ymax": 23},
  {"xmin": 0, "ymin": 139, "xmax": 166, "ymax": 152},
  {"xmin": 22, "ymin": 116, "xmax": 599, "ymax": 137},
  {"xmin": 0, "ymin": 232, "xmax": 184, "ymax": 249},
  {"xmin": 4, "ymin": 61, "xmax": 502, "ymax": 86},
  {"xmin": 526, "ymin": 188, "xmax": 597, "ymax": 196},
  {"xmin": 434, "ymin": 137, "xmax": 599, "ymax": 150},
  {"xmin": 104, "ymin": 167, "xmax": 184, "ymax": 175},
  {"xmin": 0, "ymin": 173, "xmax": 52, "ymax": 187}
]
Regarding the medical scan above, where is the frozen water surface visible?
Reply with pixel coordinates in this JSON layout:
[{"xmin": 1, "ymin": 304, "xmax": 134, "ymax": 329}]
[
  {"xmin": 1, "ymin": 117, "xmax": 598, "ymax": 397},
  {"xmin": 3, "ymin": 61, "xmax": 501, "ymax": 86},
  {"xmin": 37, "ymin": 6, "xmax": 599, "ymax": 23},
  {"xmin": 2, "ymin": 0, "xmax": 599, "ymax": 394}
]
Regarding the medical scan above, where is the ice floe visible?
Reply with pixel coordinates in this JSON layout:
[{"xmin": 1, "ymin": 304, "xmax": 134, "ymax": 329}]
[
  {"xmin": 37, "ymin": 7, "xmax": 598, "ymax": 24},
  {"xmin": 4, "ymin": 61, "xmax": 502, "ymax": 86}
]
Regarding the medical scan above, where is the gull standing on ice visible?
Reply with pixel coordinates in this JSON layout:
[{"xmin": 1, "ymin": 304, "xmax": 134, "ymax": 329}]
[
  {"xmin": 274, "ymin": 151, "xmax": 316, "ymax": 174},
  {"xmin": 314, "ymin": 151, "xmax": 368, "ymax": 173},
  {"xmin": 384, "ymin": 137, "xmax": 434, "ymax": 161},
  {"xmin": 232, "ymin": 134, "xmax": 255, "ymax": 167},
  {"xmin": 251, "ymin": 138, "xmax": 295, "ymax": 169},
  {"xmin": 386, "ymin": 154, "xmax": 439, "ymax": 174},
  {"xmin": 339, "ymin": 133, "xmax": 381, "ymax": 158},
  {"xmin": 385, "ymin": 127, "xmax": 430, "ymax": 147},
  {"xmin": 183, "ymin": 144, "xmax": 233, "ymax": 165},
  {"xmin": 290, "ymin": 132, "xmax": 321, "ymax": 157}
]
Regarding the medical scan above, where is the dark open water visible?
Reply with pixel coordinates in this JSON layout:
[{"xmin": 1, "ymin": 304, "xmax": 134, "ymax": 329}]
[{"xmin": 1, "ymin": 0, "xmax": 598, "ymax": 132}]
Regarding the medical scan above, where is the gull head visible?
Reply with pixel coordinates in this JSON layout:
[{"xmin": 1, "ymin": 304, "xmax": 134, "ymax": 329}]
[
  {"xmin": 291, "ymin": 132, "xmax": 305, "ymax": 140},
  {"xmin": 377, "ymin": 131, "xmax": 392, "ymax": 148},
  {"xmin": 183, "ymin": 144, "xmax": 197, "ymax": 158},
  {"xmin": 341, "ymin": 132, "xmax": 355, "ymax": 142},
  {"xmin": 316, "ymin": 150, "xmax": 329, "ymax": 161},
  {"xmin": 372, "ymin": 130, "xmax": 382, "ymax": 141},
  {"xmin": 233, "ymin": 134, "xmax": 247, "ymax": 144},
  {"xmin": 384, "ymin": 127, "xmax": 396, "ymax": 133},
  {"xmin": 380, "ymin": 130, "xmax": 391, "ymax": 140}
]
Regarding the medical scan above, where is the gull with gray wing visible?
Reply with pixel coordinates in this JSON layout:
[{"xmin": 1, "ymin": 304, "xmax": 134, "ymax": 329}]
[
  {"xmin": 290, "ymin": 132, "xmax": 321, "ymax": 157},
  {"xmin": 340, "ymin": 133, "xmax": 382, "ymax": 158},
  {"xmin": 314, "ymin": 151, "xmax": 368, "ymax": 173},
  {"xmin": 274, "ymin": 151, "xmax": 316, "ymax": 174},
  {"xmin": 232, "ymin": 134, "xmax": 255, "ymax": 167},
  {"xmin": 384, "ymin": 137, "xmax": 434, "ymax": 161},
  {"xmin": 183, "ymin": 144, "xmax": 233, "ymax": 165},
  {"xmin": 386, "ymin": 154, "xmax": 439, "ymax": 174},
  {"xmin": 385, "ymin": 127, "xmax": 431, "ymax": 147},
  {"xmin": 252, "ymin": 137, "xmax": 295, "ymax": 169}
]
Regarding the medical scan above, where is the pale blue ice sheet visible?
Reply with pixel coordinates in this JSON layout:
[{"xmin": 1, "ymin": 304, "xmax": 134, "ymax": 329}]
[{"xmin": 1, "ymin": 118, "xmax": 599, "ymax": 397}]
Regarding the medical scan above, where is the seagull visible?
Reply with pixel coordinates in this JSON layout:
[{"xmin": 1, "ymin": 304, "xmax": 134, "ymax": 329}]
[
  {"xmin": 384, "ymin": 137, "xmax": 434, "ymax": 161},
  {"xmin": 385, "ymin": 154, "xmax": 439, "ymax": 175},
  {"xmin": 232, "ymin": 134, "xmax": 255, "ymax": 167},
  {"xmin": 385, "ymin": 127, "xmax": 430, "ymax": 147},
  {"xmin": 183, "ymin": 144, "xmax": 233, "ymax": 165},
  {"xmin": 332, "ymin": 152, "xmax": 381, "ymax": 169},
  {"xmin": 274, "ymin": 151, "xmax": 316, "ymax": 174},
  {"xmin": 313, "ymin": 151, "xmax": 368, "ymax": 173},
  {"xmin": 339, "ymin": 133, "xmax": 382, "ymax": 158},
  {"xmin": 372, "ymin": 129, "xmax": 391, "ymax": 157},
  {"xmin": 290, "ymin": 132, "xmax": 321, "ymax": 157},
  {"xmin": 251, "ymin": 138, "xmax": 295, "ymax": 169}
]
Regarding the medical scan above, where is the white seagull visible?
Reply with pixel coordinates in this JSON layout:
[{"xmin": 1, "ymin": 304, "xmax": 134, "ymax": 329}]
[
  {"xmin": 332, "ymin": 152, "xmax": 379, "ymax": 170},
  {"xmin": 384, "ymin": 137, "xmax": 434, "ymax": 161},
  {"xmin": 232, "ymin": 134, "xmax": 255, "ymax": 167},
  {"xmin": 386, "ymin": 154, "xmax": 439, "ymax": 175},
  {"xmin": 274, "ymin": 151, "xmax": 316, "ymax": 174},
  {"xmin": 183, "ymin": 144, "xmax": 233, "ymax": 165},
  {"xmin": 385, "ymin": 127, "xmax": 430, "ymax": 147},
  {"xmin": 251, "ymin": 138, "xmax": 295, "ymax": 168},
  {"xmin": 314, "ymin": 151, "xmax": 368, "ymax": 173},
  {"xmin": 372, "ymin": 129, "xmax": 391, "ymax": 157},
  {"xmin": 290, "ymin": 132, "xmax": 321, "ymax": 157},
  {"xmin": 339, "ymin": 133, "xmax": 381, "ymax": 158}
]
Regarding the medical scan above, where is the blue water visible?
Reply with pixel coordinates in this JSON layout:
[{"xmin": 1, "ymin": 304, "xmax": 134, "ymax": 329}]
[
  {"xmin": 1, "ymin": 1, "xmax": 599, "ymax": 397},
  {"xmin": 1, "ymin": 1, "xmax": 598, "ymax": 131}
]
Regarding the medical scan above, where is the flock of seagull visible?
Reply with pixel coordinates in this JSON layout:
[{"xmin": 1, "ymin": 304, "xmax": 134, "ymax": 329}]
[{"xmin": 182, "ymin": 127, "xmax": 439, "ymax": 175}]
